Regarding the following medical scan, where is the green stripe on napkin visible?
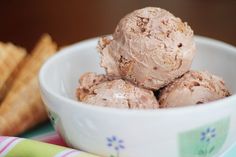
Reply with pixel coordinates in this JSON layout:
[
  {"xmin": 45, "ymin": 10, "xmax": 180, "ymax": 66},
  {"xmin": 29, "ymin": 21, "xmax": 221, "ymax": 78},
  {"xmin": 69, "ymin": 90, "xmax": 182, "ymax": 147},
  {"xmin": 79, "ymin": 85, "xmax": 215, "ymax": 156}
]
[
  {"xmin": 0, "ymin": 137, "xmax": 98, "ymax": 157},
  {"xmin": 6, "ymin": 139, "xmax": 66, "ymax": 157}
]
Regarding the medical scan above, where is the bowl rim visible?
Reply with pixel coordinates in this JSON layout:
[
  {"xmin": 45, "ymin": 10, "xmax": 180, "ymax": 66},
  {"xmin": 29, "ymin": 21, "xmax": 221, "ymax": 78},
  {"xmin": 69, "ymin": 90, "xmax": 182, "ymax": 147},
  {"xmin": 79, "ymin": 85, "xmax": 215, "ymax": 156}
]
[{"xmin": 39, "ymin": 35, "xmax": 236, "ymax": 115}]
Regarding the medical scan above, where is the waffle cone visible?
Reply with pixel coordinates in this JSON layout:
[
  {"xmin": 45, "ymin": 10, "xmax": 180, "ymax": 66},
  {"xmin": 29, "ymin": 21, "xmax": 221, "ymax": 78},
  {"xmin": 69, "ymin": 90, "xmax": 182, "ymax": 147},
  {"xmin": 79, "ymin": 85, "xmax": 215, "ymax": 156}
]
[
  {"xmin": 0, "ymin": 34, "xmax": 57, "ymax": 135},
  {"xmin": 0, "ymin": 43, "xmax": 27, "ymax": 102}
]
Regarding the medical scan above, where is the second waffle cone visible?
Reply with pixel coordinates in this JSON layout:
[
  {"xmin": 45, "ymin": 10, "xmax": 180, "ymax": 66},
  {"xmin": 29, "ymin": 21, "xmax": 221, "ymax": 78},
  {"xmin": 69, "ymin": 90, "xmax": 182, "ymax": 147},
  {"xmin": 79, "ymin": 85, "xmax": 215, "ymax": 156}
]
[{"xmin": 0, "ymin": 34, "xmax": 57, "ymax": 136}]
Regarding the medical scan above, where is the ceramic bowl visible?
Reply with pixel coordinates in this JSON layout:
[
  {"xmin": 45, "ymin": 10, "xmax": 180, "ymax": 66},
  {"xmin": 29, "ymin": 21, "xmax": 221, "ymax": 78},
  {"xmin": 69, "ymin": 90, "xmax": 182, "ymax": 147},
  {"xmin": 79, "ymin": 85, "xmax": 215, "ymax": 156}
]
[{"xmin": 39, "ymin": 36, "xmax": 236, "ymax": 157}]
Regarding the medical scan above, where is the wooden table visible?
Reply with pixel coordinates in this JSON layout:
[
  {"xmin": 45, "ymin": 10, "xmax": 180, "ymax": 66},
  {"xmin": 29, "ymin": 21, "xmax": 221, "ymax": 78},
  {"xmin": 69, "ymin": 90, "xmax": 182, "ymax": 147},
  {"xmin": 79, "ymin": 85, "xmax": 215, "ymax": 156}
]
[{"xmin": 0, "ymin": 0, "xmax": 235, "ymax": 50}]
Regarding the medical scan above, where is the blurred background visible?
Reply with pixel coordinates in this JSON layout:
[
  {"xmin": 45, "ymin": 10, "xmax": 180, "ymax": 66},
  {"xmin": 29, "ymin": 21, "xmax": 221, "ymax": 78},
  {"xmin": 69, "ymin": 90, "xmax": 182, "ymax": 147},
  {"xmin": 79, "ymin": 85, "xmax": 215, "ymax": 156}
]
[{"xmin": 0, "ymin": 0, "xmax": 235, "ymax": 51}]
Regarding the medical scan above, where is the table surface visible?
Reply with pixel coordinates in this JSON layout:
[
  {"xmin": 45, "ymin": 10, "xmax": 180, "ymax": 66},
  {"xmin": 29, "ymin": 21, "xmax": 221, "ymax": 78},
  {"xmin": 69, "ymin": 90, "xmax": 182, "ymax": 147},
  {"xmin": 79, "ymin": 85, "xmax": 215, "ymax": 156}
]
[{"xmin": 0, "ymin": 0, "xmax": 236, "ymax": 51}]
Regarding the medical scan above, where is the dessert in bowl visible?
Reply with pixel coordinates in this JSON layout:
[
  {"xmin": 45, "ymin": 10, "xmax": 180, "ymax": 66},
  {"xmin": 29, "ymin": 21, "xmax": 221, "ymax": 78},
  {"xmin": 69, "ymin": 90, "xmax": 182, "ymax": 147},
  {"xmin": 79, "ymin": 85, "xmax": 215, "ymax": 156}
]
[
  {"xmin": 39, "ymin": 35, "xmax": 236, "ymax": 157},
  {"xmin": 39, "ymin": 7, "xmax": 236, "ymax": 157}
]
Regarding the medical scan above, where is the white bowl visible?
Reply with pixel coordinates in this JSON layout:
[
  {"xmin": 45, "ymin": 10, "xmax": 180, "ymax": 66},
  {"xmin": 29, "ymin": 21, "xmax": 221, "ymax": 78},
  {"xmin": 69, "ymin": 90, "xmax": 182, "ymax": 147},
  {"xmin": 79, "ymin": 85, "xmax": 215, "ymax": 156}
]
[{"xmin": 39, "ymin": 36, "xmax": 236, "ymax": 157}]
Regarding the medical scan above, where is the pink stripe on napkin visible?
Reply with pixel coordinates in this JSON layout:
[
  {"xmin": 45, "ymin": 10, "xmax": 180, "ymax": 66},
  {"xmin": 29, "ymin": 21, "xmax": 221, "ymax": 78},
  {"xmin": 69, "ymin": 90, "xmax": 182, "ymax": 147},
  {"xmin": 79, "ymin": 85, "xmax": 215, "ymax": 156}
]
[
  {"xmin": 0, "ymin": 137, "xmax": 18, "ymax": 153},
  {"xmin": 61, "ymin": 150, "xmax": 78, "ymax": 157}
]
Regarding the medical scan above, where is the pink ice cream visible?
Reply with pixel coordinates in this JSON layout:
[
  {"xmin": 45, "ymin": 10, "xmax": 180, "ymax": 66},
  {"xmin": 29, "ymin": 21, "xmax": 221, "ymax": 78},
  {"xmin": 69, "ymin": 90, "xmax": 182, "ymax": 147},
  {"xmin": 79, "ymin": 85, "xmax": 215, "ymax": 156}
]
[
  {"xmin": 98, "ymin": 7, "xmax": 196, "ymax": 90},
  {"xmin": 158, "ymin": 71, "xmax": 230, "ymax": 108},
  {"xmin": 77, "ymin": 72, "xmax": 159, "ymax": 109}
]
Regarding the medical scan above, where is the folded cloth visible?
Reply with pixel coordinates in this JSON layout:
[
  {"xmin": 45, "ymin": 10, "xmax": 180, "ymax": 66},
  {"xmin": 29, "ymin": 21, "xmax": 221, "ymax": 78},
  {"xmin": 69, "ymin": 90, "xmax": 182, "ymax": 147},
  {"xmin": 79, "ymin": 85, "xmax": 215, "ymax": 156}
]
[{"xmin": 0, "ymin": 136, "xmax": 99, "ymax": 157}]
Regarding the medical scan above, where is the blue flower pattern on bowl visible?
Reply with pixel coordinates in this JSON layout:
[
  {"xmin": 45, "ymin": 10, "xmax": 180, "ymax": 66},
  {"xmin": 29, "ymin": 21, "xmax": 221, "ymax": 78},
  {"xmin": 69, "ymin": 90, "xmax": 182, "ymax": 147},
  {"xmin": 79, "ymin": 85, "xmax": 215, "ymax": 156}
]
[
  {"xmin": 107, "ymin": 136, "xmax": 125, "ymax": 157},
  {"xmin": 179, "ymin": 117, "xmax": 229, "ymax": 157},
  {"xmin": 198, "ymin": 127, "xmax": 217, "ymax": 156},
  {"xmin": 201, "ymin": 128, "xmax": 216, "ymax": 142}
]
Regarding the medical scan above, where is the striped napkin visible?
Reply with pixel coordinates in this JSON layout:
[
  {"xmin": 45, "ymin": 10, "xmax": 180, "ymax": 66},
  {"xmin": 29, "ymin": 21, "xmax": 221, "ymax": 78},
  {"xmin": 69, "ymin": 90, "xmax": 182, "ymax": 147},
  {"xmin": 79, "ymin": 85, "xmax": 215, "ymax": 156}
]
[{"xmin": 0, "ymin": 136, "xmax": 98, "ymax": 157}]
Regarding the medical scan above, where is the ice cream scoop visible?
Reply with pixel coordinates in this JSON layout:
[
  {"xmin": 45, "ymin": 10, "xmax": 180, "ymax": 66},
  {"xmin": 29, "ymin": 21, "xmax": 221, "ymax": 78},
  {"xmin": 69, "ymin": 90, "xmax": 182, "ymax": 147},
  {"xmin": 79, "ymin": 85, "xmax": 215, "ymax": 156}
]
[
  {"xmin": 158, "ymin": 71, "xmax": 230, "ymax": 108},
  {"xmin": 98, "ymin": 7, "xmax": 196, "ymax": 90},
  {"xmin": 77, "ymin": 73, "xmax": 159, "ymax": 109}
]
